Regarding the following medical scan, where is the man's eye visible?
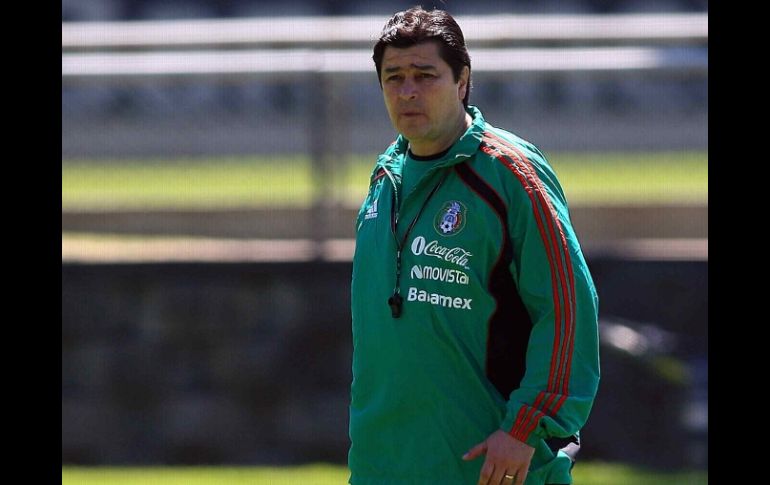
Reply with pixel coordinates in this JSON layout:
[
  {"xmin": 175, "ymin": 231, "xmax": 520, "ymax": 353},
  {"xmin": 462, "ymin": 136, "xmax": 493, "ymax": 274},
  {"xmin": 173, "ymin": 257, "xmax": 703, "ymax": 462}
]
[{"xmin": 418, "ymin": 73, "xmax": 435, "ymax": 79}]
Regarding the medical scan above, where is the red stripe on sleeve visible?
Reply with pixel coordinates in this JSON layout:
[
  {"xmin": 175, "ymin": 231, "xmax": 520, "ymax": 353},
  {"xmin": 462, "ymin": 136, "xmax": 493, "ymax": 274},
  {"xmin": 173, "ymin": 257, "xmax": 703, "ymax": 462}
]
[
  {"xmin": 510, "ymin": 391, "xmax": 548, "ymax": 438},
  {"xmin": 483, "ymin": 131, "xmax": 577, "ymax": 420},
  {"xmin": 501, "ymin": 139, "xmax": 577, "ymax": 405},
  {"xmin": 481, "ymin": 137, "xmax": 566, "ymax": 397}
]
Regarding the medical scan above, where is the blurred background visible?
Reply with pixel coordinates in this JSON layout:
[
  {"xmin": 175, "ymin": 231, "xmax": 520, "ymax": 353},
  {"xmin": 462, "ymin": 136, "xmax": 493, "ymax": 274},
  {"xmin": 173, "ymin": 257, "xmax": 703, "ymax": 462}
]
[{"xmin": 62, "ymin": 0, "xmax": 707, "ymax": 480}]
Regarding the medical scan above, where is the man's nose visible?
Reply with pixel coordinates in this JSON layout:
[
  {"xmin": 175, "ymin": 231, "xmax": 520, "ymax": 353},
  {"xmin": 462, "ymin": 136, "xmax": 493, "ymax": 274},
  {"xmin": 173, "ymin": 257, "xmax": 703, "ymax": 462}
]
[{"xmin": 398, "ymin": 79, "xmax": 418, "ymax": 100}]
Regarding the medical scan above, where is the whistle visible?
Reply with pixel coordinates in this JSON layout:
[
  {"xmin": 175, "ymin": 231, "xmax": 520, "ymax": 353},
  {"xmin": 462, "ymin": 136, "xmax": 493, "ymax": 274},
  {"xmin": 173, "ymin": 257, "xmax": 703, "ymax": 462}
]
[{"xmin": 388, "ymin": 293, "xmax": 403, "ymax": 318}]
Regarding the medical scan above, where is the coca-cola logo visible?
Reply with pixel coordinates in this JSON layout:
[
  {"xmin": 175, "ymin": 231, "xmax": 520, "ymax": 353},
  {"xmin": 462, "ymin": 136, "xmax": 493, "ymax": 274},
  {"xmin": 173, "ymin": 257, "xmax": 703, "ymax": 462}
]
[{"xmin": 410, "ymin": 236, "xmax": 472, "ymax": 270}]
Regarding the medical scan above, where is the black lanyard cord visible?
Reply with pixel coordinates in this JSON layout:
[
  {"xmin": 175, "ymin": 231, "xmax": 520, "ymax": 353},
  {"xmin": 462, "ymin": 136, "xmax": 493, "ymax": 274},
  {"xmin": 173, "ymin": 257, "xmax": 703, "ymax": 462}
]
[{"xmin": 388, "ymin": 169, "xmax": 449, "ymax": 318}]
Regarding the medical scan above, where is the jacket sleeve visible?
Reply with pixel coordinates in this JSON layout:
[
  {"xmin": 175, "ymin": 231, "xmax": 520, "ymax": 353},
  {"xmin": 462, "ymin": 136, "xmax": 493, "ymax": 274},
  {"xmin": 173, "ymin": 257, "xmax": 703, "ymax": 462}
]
[{"xmin": 498, "ymin": 148, "xmax": 600, "ymax": 448}]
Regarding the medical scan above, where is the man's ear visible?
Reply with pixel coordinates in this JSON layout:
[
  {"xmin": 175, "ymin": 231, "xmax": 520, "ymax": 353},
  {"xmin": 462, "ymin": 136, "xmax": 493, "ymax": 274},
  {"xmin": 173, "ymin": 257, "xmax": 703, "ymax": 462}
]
[{"xmin": 458, "ymin": 66, "xmax": 470, "ymax": 101}]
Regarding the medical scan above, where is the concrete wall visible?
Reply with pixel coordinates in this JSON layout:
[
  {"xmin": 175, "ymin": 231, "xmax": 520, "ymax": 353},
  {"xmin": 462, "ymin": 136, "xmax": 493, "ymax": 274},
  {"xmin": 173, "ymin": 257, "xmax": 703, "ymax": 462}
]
[{"xmin": 62, "ymin": 258, "xmax": 707, "ymax": 469}]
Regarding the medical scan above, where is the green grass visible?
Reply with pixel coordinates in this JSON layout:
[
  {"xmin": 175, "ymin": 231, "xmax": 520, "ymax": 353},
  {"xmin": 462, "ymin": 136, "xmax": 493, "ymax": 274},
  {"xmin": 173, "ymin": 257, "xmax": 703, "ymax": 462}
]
[
  {"xmin": 61, "ymin": 462, "xmax": 707, "ymax": 484},
  {"xmin": 62, "ymin": 151, "xmax": 707, "ymax": 211},
  {"xmin": 61, "ymin": 157, "xmax": 314, "ymax": 210},
  {"xmin": 61, "ymin": 464, "xmax": 347, "ymax": 485},
  {"xmin": 572, "ymin": 462, "xmax": 707, "ymax": 484},
  {"xmin": 541, "ymin": 152, "xmax": 707, "ymax": 206}
]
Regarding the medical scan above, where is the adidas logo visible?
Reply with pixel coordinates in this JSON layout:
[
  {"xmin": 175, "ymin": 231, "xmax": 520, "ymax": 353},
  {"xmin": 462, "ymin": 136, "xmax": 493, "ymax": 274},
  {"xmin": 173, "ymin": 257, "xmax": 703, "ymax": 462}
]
[{"xmin": 364, "ymin": 198, "xmax": 379, "ymax": 220}]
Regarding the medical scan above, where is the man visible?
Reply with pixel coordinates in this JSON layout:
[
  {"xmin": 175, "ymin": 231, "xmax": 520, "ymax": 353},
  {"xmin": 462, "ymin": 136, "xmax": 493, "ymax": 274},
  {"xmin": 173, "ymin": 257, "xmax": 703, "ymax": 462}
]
[{"xmin": 349, "ymin": 7, "xmax": 600, "ymax": 485}]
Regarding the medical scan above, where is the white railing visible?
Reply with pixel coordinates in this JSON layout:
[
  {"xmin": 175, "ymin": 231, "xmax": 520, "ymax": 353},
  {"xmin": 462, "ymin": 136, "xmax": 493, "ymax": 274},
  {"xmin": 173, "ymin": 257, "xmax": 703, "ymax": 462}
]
[
  {"xmin": 62, "ymin": 46, "xmax": 707, "ymax": 78},
  {"xmin": 61, "ymin": 13, "xmax": 708, "ymax": 79},
  {"xmin": 62, "ymin": 13, "xmax": 708, "ymax": 49}
]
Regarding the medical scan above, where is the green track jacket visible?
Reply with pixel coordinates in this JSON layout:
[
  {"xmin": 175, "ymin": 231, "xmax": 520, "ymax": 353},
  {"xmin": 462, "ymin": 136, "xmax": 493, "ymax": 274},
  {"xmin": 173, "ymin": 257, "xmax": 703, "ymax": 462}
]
[{"xmin": 349, "ymin": 106, "xmax": 600, "ymax": 485}]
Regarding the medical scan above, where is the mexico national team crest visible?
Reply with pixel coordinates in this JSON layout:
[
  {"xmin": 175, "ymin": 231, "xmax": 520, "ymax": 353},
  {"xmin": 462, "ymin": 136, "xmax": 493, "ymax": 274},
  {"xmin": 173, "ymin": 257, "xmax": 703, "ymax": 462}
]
[{"xmin": 434, "ymin": 200, "xmax": 467, "ymax": 236}]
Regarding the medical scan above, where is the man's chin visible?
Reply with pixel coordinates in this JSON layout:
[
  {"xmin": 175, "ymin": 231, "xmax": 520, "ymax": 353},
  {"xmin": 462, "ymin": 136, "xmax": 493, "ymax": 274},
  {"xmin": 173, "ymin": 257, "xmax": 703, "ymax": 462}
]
[{"xmin": 397, "ymin": 125, "xmax": 429, "ymax": 141}]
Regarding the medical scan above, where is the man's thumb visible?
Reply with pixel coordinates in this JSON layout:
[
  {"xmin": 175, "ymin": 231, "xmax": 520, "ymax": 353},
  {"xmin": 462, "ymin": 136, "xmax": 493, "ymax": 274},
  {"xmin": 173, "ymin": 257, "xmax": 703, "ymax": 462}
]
[{"xmin": 462, "ymin": 441, "xmax": 487, "ymax": 461}]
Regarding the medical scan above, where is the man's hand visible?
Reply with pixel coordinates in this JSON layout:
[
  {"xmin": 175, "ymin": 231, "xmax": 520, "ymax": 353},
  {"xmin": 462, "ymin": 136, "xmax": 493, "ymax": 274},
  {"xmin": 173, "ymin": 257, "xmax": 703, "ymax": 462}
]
[{"xmin": 462, "ymin": 430, "xmax": 535, "ymax": 485}]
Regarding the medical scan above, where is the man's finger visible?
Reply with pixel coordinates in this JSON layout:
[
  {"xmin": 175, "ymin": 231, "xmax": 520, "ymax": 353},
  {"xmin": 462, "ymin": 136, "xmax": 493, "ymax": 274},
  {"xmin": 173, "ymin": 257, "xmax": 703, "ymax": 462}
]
[
  {"xmin": 462, "ymin": 441, "xmax": 487, "ymax": 461},
  {"xmin": 514, "ymin": 467, "xmax": 528, "ymax": 484},
  {"xmin": 476, "ymin": 461, "xmax": 495, "ymax": 485},
  {"xmin": 487, "ymin": 463, "xmax": 507, "ymax": 485}
]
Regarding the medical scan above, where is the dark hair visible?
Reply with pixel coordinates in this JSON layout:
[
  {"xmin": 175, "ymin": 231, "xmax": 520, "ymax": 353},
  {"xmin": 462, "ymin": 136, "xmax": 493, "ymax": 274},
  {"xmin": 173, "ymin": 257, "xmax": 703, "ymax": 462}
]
[{"xmin": 372, "ymin": 6, "xmax": 472, "ymax": 107}]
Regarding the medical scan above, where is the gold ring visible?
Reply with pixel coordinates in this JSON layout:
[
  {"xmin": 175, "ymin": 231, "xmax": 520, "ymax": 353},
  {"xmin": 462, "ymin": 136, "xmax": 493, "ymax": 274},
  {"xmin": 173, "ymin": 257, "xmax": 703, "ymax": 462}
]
[{"xmin": 504, "ymin": 474, "xmax": 515, "ymax": 480}]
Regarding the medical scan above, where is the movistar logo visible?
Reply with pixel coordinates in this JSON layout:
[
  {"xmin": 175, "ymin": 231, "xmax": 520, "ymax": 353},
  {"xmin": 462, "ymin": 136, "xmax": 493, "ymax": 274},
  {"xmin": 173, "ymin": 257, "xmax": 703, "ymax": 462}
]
[{"xmin": 410, "ymin": 264, "xmax": 470, "ymax": 285}]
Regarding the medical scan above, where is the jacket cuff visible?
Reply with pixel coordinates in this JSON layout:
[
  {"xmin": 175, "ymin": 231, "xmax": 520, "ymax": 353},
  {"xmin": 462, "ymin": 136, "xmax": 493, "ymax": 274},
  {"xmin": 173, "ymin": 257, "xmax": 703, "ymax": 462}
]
[
  {"xmin": 502, "ymin": 407, "xmax": 546, "ymax": 448},
  {"xmin": 509, "ymin": 424, "xmax": 544, "ymax": 449}
]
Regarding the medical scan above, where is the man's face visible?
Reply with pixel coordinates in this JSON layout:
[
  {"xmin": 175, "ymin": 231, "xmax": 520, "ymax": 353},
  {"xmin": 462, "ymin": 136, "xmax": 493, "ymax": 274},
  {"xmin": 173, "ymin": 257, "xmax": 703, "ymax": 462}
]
[{"xmin": 380, "ymin": 42, "xmax": 469, "ymax": 152}]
